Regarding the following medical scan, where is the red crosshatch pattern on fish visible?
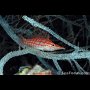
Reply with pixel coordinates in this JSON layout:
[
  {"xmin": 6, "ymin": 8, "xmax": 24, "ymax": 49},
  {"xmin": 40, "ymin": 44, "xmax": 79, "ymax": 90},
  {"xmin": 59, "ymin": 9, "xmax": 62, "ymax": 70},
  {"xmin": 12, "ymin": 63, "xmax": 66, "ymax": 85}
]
[{"xmin": 21, "ymin": 36, "xmax": 65, "ymax": 51}]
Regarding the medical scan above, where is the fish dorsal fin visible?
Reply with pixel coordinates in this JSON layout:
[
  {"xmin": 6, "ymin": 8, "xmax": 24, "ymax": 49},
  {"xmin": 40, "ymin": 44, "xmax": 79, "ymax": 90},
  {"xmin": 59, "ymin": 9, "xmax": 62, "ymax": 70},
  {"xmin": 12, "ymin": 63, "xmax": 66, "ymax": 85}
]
[
  {"xmin": 32, "ymin": 29, "xmax": 50, "ymax": 39},
  {"xmin": 32, "ymin": 34, "xmax": 50, "ymax": 40}
]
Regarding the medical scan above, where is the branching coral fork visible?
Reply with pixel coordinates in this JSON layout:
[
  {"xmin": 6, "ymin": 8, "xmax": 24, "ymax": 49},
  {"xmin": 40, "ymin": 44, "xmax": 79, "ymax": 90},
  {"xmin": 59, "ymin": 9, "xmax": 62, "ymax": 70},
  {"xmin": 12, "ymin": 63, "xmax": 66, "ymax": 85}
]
[{"xmin": 1, "ymin": 47, "xmax": 90, "ymax": 74}]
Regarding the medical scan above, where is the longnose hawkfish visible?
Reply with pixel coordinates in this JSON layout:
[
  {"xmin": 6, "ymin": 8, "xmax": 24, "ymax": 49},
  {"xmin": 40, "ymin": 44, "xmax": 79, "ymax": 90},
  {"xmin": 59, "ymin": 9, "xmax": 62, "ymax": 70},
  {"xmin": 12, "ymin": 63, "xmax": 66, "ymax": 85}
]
[{"xmin": 21, "ymin": 36, "xmax": 65, "ymax": 51}]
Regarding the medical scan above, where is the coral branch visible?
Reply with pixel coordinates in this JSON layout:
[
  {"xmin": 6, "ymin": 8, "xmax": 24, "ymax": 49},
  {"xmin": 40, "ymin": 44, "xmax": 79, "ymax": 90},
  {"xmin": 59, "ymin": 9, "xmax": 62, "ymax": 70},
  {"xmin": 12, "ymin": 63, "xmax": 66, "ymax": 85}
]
[
  {"xmin": 52, "ymin": 59, "xmax": 63, "ymax": 74},
  {"xmin": 0, "ymin": 46, "xmax": 90, "ymax": 74},
  {"xmin": 51, "ymin": 15, "xmax": 83, "ymax": 27},
  {"xmin": 0, "ymin": 16, "xmax": 24, "ymax": 48},
  {"xmin": 37, "ymin": 57, "xmax": 58, "ymax": 74}
]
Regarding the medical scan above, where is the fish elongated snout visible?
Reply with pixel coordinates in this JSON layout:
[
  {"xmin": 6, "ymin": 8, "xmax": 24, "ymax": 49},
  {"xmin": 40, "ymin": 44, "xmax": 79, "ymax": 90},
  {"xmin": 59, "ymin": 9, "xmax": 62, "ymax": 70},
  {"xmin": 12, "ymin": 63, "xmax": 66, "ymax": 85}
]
[{"xmin": 55, "ymin": 44, "xmax": 65, "ymax": 50}]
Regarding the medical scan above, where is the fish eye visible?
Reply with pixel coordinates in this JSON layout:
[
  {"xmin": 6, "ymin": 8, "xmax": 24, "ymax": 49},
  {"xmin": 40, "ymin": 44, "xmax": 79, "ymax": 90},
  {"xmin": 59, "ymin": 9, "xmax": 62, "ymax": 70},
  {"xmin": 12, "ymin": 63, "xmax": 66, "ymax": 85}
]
[{"xmin": 52, "ymin": 44, "xmax": 54, "ymax": 46}]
